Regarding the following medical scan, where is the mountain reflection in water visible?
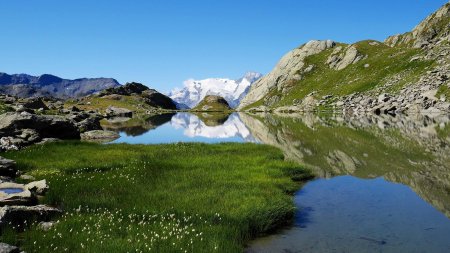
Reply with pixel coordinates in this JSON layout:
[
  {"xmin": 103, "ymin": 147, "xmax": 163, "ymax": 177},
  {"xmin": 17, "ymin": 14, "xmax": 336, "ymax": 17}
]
[{"xmin": 110, "ymin": 112, "xmax": 450, "ymax": 220}]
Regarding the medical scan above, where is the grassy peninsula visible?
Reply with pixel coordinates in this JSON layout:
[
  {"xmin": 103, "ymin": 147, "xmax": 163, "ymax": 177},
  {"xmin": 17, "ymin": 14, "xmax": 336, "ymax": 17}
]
[{"xmin": 1, "ymin": 142, "xmax": 311, "ymax": 253}]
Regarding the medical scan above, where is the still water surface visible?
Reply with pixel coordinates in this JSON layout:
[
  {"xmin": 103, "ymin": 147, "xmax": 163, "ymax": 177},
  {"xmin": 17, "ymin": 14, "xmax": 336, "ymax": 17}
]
[{"xmin": 107, "ymin": 112, "xmax": 450, "ymax": 252}]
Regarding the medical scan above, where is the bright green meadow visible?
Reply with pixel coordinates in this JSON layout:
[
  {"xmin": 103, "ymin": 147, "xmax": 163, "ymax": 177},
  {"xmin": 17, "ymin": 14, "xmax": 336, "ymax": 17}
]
[{"xmin": 1, "ymin": 142, "xmax": 311, "ymax": 253}]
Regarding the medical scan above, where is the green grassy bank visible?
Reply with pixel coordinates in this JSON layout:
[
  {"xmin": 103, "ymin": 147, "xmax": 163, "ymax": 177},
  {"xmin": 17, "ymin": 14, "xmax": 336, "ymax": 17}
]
[{"xmin": 1, "ymin": 142, "xmax": 311, "ymax": 253}]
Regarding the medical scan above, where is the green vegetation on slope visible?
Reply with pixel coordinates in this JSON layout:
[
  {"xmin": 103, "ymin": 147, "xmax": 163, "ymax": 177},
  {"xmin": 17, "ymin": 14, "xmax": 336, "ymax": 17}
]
[
  {"xmin": 246, "ymin": 40, "xmax": 434, "ymax": 109},
  {"xmin": 1, "ymin": 142, "xmax": 311, "ymax": 253}
]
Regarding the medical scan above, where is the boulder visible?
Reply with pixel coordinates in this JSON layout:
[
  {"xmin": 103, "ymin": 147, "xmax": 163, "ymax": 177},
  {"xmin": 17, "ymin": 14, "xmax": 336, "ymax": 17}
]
[
  {"xmin": 19, "ymin": 174, "xmax": 35, "ymax": 181},
  {"xmin": 75, "ymin": 116, "xmax": 102, "ymax": 133},
  {"xmin": 0, "ymin": 137, "xmax": 24, "ymax": 151},
  {"xmin": 0, "ymin": 243, "xmax": 19, "ymax": 253},
  {"xmin": 378, "ymin": 93, "xmax": 391, "ymax": 103},
  {"xmin": 81, "ymin": 130, "xmax": 120, "ymax": 142},
  {"xmin": 0, "ymin": 112, "xmax": 80, "ymax": 140},
  {"xmin": 25, "ymin": 180, "xmax": 48, "ymax": 195},
  {"xmin": 327, "ymin": 45, "xmax": 364, "ymax": 70},
  {"xmin": 21, "ymin": 98, "xmax": 48, "ymax": 110},
  {"xmin": 0, "ymin": 157, "xmax": 17, "ymax": 177},
  {"xmin": 18, "ymin": 128, "xmax": 40, "ymax": 143},
  {"xmin": 37, "ymin": 221, "xmax": 55, "ymax": 231},
  {"xmin": 0, "ymin": 205, "xmax": 62, "ymax": 227},
  {"xmin": 105, "ymin": 107, "xmax": 133, "ymax": 118}
]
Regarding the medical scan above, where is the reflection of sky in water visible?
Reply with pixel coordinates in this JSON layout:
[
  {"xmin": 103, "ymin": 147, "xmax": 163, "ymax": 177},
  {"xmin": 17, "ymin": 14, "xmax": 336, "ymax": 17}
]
[
  {"xmin": 248, "ymin": 176, "xmax": 450, "ymax": 253},
  {"xmin": 112, "ymin": 113, "xmax": 256, "ymax": 144}
]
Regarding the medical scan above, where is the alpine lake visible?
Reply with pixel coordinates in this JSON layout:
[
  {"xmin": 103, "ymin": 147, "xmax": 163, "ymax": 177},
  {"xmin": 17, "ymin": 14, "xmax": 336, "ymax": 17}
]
[{"xmin": 105, "ymin": 111, "xmax": 450, "ymax": 253}]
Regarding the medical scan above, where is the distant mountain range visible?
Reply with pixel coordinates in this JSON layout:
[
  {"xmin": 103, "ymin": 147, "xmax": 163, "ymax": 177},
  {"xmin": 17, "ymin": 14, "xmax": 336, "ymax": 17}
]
[
  {"xmin": 0, "ymin": 72, "xmax": 120, "ymax": 98},
  {"xmin": 168, "ymin": 72, "xmax": 262, "ymax": 109}
]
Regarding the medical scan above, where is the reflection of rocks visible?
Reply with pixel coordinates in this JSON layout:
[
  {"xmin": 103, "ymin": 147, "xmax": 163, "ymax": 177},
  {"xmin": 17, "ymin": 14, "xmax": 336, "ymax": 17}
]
[
  {"xmin": 326, "ymin": 150, "xmax": 359, "ymax": 174},
  {"xmin": 102, "ymin": 114, "xmax": 175, "ymax": 137},
  {"xmin": 241, "ymin": 112, "xmax": 450, "ymax": 218},
  {"xmin": 192, "ymin": 112, "xmax": 230, "ymax": 127},
  {"xmin": 172, "ymin": 113, "xmax": 256, "ymax": 141}
]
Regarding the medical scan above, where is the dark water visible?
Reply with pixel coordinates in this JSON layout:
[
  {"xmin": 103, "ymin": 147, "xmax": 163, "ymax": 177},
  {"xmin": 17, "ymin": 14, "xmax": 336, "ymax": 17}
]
[
  {"xmin": 106, "ymin": 112, "xmax": 450, "ymax": 252},
  {"xmin": 0, "ymin": 188, "xmax": 24, "ymax": 194}
]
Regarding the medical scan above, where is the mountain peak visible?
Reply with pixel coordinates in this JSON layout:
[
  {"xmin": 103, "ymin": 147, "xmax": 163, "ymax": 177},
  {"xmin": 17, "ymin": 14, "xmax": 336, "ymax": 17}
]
[
  {"xmin": 240, "ymin": 72, "xmax": 263, "ymax": 83},
  {"xmin": 385, "ymin": 2, "xmax": 450, "ymax": 48},
  {"xmin": 0, "ymin": 72, "xmax": 120, "ymax": 98},
  {"xmin": 169, "ymin": 72, "xmax": 262, "ymax": 109}
]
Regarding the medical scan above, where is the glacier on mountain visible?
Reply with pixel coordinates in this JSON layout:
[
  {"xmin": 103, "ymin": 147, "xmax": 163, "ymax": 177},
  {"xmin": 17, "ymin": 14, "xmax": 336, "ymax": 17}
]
[{"xmin": 168, "ymin": 72, "xmax": 262, "ymax": 109}]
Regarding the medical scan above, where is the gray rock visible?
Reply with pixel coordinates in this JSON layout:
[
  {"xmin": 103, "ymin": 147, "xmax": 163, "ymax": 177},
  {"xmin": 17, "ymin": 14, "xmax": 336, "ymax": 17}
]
[
  {"xmin": 327, "ymin": 45, "xmax": 364, "ymax": 70},
  {"xmin": 18, "ymin": 129, "xmax": 40, "ymax": 143},
  {"xmin": 0, "ymin": 112, "xmax": 80, "ymax": 141},
  {"xmin": 105, "ymin": 106, "xmax": 133, "ymax": 118},
  {"xmin": 37, "ymin": 221, "xmax": 55, "ymax": 231},
  {"xmin": 0, "ymin": 243, "xmax": 19, "ymax": 253},
  {"xmin": 80, "ymin": 130, "xmax": 120, "ymax": 142},
  {"xmin": 0, "ymin": 157, "xmax": 17, "ymax": 177},
  {"xmin": 0, "ymin": 205, "xmax": 62, "ymax": 227},
  {"xmin": 25, "ymin": 180, "xmax": 48, "ymax": 195},
  {"xmin": 0, "ymin": 137, "xmax": 24, "ymax": 151},
  {"xmin": 75, "ymin": 116, "xmax": 102, "ymax": 133},
  {"xmin": 21, "ymin": 98, "xmax": 48, "ymax": 110},
  {"xmin": 19, "ymin": 175, "xmax": 35, "ymax": 181},
  {"xmin": 378, "ymin": 93, "xmax": 391, "ymax": 103}
]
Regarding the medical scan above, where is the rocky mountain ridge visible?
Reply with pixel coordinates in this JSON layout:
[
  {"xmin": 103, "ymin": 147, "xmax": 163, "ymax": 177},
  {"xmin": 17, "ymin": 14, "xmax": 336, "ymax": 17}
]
[
  {"xmin": 239, "ymin": 2, "xmax": 450, "ymax": 115},
  {"xmin": 0, "ymin": 72, "xmax": 120, "ymax": 99}
]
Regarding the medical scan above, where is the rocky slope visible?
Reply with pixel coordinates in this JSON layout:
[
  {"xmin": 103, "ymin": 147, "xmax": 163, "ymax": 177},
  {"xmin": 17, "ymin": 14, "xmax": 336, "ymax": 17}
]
[
  {"xmin": 0, "ymin": 72, "xmax": 120, "ymax": 98},
  {"xmin": 169, "ymin": 72, "xmax": 262, "ymax": 109},
  {"xmin": 239, "ymin": 3, "xmax": 450, "ymax": 115},
  {"xmin": 192, "ymin": 95, "xmax": 232, "ymax": 112}
]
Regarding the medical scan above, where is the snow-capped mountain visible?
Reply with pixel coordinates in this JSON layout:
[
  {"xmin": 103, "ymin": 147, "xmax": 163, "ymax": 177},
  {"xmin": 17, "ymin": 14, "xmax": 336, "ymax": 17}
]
[{"xmin": 168, "ymin": 72, "xmax": 262, "ymax": 109}]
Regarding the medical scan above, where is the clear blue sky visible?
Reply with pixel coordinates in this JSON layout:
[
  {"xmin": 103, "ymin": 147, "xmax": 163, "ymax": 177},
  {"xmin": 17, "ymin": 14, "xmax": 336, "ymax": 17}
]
[{"xmin": 0, "ymin": 0, "xmax": 447, "ymax": 93}]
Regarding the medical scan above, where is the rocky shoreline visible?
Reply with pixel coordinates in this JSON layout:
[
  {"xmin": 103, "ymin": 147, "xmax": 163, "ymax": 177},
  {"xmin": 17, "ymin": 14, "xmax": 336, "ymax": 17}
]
[{"xmin": 0, "ymin": 156, "xmax": 61, "ymax": 253}]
